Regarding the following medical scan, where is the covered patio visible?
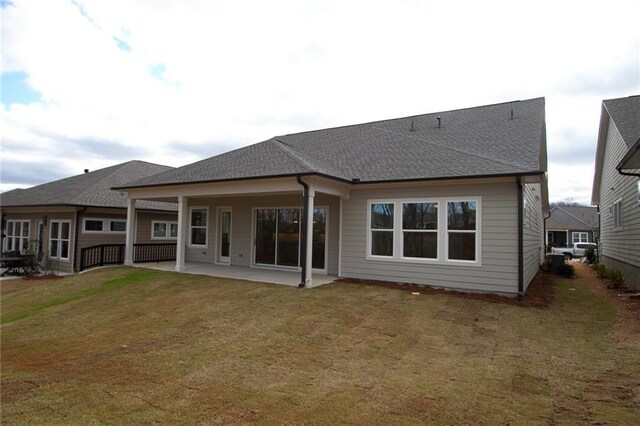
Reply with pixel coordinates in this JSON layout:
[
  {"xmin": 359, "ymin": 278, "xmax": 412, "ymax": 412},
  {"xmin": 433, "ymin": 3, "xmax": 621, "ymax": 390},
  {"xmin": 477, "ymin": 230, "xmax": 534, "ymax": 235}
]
[{"xmin": 134, "ymin": 261, "xmax": 337, "ymax": 287}]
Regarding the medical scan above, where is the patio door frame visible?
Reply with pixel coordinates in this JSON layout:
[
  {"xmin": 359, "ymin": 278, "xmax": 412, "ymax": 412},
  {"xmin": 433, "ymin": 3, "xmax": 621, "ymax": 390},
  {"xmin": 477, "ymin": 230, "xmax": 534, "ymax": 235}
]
[
  {"xmin": 216, "ymin": 207, "xmax": 232, "ymax": 265},
  {"xmin": 251, "ymin": 206, "xmax": 328, "ymax": 274}
]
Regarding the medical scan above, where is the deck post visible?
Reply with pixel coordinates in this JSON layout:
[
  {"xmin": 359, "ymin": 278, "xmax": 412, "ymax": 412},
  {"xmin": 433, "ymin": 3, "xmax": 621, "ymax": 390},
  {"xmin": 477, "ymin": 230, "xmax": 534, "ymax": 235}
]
[
  {"xmin": 304, "ymin": 187, "xmax": 315, "ymax": 286},
  {"xmin": 124, "ymin": 197, "xmax": 136, "ymax": 265},
  {"xmin": 175, "ymin": 196, "xmax": 188, "ymax": 272}
]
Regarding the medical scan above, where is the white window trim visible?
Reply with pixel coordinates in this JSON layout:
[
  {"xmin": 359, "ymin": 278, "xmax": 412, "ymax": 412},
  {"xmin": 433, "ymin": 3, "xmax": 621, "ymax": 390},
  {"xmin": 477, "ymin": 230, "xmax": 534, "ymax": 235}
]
[
  {"xmin": 4, "ymin": 219, "xmax": 30, "ymax": 253},
  {"xmin": 613, "ymin": 198, "xmax": 623, "ymax": 230},
  {"xmin": 366, "ymin": 197, "xmax": 482, "ymax": 267},
  {"xmin": 82, "ymin": 218, "xmax": 127, "ymax": 234},
  {"xmin": 49, "ymin": 220, "xmax": 71, "ymax": 262},
  {"xmin": 151, "ymin": 220, "xmax": 178, "ymax": 240},
  {"xmin": 572, "ymin": 232, "xmax": 588, "ymax": 243},
  {"xmin": 188, "ymin": 206, "xmax": 209, "ymax": 248}
]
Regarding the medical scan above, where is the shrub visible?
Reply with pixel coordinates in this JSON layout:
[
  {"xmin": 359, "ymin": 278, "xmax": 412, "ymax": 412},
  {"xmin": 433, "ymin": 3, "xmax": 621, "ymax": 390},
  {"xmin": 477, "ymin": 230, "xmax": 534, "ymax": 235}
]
[
  {"xmin": 584, "ymin": 246, "xmax": 597, "ymax": 264},
  {"xmin": 607, "ymin": 269, "xmax": 625, "ymax": 289},
  {"xmin": 594, "ymin": 262, "xmax": 608, "ymax": 279}
]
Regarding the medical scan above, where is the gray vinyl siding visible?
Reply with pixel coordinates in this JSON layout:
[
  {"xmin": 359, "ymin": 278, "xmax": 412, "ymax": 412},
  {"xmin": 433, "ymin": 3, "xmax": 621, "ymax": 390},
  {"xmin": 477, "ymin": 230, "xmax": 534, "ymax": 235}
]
[
  {"xmin": 597, "ymin": 118, "xmax": 640, "ymax": 283},
  {"xmin": 184, "ymin": 193, "xmax": 340, "ymax": 275},
  {"xmin": 340, "ymin": 180, "xmax": 521, "ymax": 295},
  {"xmin": 522, "ymin": 183, "xmax": 544, "ymax": 291},
  {"xmin": 136, "ymin": 212, "xmax": 179, "ymax": 243}
]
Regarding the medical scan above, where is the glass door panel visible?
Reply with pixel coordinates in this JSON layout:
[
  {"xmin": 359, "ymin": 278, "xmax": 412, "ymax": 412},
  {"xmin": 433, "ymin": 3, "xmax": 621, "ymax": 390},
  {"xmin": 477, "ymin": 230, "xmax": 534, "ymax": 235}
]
[
  {"xmin": 255, "ymin": 209, "xmax": 276, "ymax": 265},
  {"xmin": 219, "ymin": 209, "xmax": 231, "ymax": 263},
  {"xmin": 277, "ymin": 209, "xmax": 300, "ymax": 267},
  {"xmin": 312, "ymin": 207, "xmax": 326, "ymax": 269}
]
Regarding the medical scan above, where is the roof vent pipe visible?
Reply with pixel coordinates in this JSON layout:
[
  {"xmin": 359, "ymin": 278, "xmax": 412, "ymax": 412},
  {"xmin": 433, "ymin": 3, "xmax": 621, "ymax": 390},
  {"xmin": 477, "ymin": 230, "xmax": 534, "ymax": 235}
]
[
  {"xmin": 410, "ymin": 120, "xmax": 415, "ymax": 131},
  {"xmin": 437, "ymin": 116, "xmax": 441, "ymax": 129},
  {"xmin": 511, "ymin": 109, "xmax": 514, "ymax": 120},
  {"xmin": 84, "ymin": 169, "xmax": 89, "ymax": 173}
]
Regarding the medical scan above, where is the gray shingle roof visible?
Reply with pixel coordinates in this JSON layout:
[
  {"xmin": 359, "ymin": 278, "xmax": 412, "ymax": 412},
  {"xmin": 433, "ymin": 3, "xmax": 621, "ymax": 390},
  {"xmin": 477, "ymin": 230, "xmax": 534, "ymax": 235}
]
[
  {"xmin": 547, "ymin": 206, "xmax": 598, "ymax": 230},
  {"xmin": 0, "ymin": 161, "xmax": 176, "ymax": 211},
  {"xmin": 603, "ymin": 95, "xmax": 640, "ymax": 149},
  {"xmin": 117, "ymin": 97, "xmax": 546, "ymax": 189}
]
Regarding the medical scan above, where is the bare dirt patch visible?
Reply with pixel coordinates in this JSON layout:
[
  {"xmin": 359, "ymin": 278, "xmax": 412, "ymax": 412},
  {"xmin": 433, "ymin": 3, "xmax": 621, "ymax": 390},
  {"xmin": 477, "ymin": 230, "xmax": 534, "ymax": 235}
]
[{"xmin": 336, "ymin": 269, "xmax": 554, "ymax": 308}]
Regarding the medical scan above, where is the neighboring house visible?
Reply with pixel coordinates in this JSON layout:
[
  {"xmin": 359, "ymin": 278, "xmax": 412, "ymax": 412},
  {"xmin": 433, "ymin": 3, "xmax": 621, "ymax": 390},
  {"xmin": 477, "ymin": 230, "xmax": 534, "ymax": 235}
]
[
  {"xmin": 592, "ymin": 95, "xmax": 640, "ymax": 289},
  {"xmin": 0, "ymin": 161, "xmax": 178, "ymax": 273},
  {"xmin": 115, "ymin": 98, "xmax": 549, "ymax": 296},
  {"xmin": 546, "ymin": 205, "xmax": 598, "ymax": 248}
]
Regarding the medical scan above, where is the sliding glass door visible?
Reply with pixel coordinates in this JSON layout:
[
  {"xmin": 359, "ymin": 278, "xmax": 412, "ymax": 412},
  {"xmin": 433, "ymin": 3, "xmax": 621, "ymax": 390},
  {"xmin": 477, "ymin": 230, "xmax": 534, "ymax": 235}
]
[{"xmin": 254, "ymin": 207, "xmax": 326, "ymax": 270}]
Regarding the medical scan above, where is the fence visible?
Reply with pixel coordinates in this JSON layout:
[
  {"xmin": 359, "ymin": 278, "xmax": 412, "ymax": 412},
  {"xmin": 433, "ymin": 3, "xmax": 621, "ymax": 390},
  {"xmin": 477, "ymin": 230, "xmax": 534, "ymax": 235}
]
[{"xmin": 79, "ymin": 243, "xmax": 177, "ymax": 271}]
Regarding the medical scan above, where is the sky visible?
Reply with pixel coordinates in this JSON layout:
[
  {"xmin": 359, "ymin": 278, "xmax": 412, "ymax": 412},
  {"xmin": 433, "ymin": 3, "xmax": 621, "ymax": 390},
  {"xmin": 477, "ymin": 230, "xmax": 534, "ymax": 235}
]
[{"xmin": 1, "ymin": 0, "xmax": 639, "ymax": 205}]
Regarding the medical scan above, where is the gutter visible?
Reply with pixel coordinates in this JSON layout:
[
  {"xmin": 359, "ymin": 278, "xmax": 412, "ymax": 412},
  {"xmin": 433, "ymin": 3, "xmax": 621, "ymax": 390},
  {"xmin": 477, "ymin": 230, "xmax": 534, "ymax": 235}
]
[
  {"xmin": 296, "ymin": 176, "xmax": 309, "ymax": 288},
  {"xmin": 615, "ymin": 164, "xmax": 640, "ymax": 178},
  {"xmin": 73, "ymin": 207, "xmax": 87, "ymax": 272},
  {"xmin": 516, "ymin": 176, "xmax": 524, "ymax": 297}
]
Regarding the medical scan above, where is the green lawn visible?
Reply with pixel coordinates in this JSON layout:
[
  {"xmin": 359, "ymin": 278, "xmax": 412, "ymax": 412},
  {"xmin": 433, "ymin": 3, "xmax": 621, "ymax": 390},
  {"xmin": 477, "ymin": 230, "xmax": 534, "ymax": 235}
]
[{"xmin": 1, "ymin": 266, "xmax": 639, "ymax": 424}]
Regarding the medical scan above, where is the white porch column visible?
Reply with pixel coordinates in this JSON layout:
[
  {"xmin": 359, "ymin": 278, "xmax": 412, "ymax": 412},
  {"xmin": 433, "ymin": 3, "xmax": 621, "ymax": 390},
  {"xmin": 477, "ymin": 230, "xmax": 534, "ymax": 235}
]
[
  {"xmin": 304, "ymin": 188, "xmax": 315, "ymax": 286},
  {"xmin": 175, "ymin": 196, "xmax": 188, "ymax": 272},
  {"xmin": 124, "ymin": 197, "xmax": 136, "ymax": 265}
]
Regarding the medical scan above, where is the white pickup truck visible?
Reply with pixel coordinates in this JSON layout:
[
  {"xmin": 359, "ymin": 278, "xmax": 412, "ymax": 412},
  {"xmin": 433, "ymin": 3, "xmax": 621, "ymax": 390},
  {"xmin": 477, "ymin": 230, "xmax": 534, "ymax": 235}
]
[{"xmin": 551, "ymin": 242, "xmax": 597, "ymax": 260}]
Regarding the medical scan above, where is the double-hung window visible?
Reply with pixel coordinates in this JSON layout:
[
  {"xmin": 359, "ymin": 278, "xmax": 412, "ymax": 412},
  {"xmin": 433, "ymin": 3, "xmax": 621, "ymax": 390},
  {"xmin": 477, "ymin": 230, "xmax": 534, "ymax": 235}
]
[
  {"xmin": 190, "ymin": 207, "xmax": 208, "ymax": 246},
  {"xmin": 368, "ymin": 198, "xmax": 480, "ymax": 265},
  {"xmin": 370, "ymin": 203, "xmax": 394, "ymax": 257},
  {"xmin": 152, "ymin": 221, "xmax": 178, "ymax": 239},
  {"xmin": 612, "ymin": 198, "xmax": 623, "ymax": 230},
  {"xmin": 572, "ymin": 232, "xmax": 588, "ymax": 243},
  {"xmin": 5, "ymin": 220, "xmax": 30, "ymax": 253},
  {"xmin": 402, "ymin": 202, "xmax": 438, "ymax": 259},
  {"xmin": 447, "ymin": 201, "xmax": 477, "ymax": 262},
  {"xmin": 50, "ymin": 220, "xmax": 71, "ymax": 260}
]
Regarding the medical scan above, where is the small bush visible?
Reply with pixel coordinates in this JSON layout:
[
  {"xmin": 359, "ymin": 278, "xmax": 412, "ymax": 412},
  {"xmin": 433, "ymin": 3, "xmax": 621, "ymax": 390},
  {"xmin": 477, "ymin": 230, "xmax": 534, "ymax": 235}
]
[
  {"xmin": 594, "ymin": 263, "xmax": 608, "ymax": 279},
  {"xmin": 607, "ymin": 269, "xmax": 625, "ymax": 289},
  {"xmin": 584, "ymin": 246, "xmax": 597, "ymax": 264}
]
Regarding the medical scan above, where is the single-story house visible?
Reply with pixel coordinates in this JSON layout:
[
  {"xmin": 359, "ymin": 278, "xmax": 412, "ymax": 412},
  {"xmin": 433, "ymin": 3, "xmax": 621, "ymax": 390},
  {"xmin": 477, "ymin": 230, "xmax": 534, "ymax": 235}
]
[
  {"xmin": 0, "ymin": 160, "xmax": 178, "ymax": 273},
  {"xmin": 546, "ymin": 205, "xmax": 598, "ymax": 249},
  {"xmin": 592, "ymin": 95, "xmax": 640, "ymax": 289},
  {"xmin": 115, "ymin": 98, "xmax": 549, "ymax": 296}
]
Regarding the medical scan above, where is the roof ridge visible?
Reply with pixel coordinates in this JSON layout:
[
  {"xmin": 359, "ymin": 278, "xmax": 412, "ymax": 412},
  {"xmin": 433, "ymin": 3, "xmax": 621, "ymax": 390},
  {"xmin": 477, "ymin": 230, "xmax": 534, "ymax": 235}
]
[
  {"xmin": 279, "ymin": 97, "xmax": 544, "ymax": 138},
  {"xmin": 69, "ymin": 162, "xmax": 131, "ymax": 204},
  {"xmin": 271, "ymin": 138, "xmax": 320, "ymax": 173},
  {"xmin": 555, "ymin": 206, "xmax": 596, "ymax": 228},
  {"xmin": 371, "ymin": 126, "xmax": 535, "ymax": 171}
]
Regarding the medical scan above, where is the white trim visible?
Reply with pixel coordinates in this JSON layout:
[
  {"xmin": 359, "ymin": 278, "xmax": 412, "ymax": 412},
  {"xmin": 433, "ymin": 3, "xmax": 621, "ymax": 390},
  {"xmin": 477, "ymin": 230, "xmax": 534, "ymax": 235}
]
[
  {"xmin": 613, "ymin": 197, "xmax": 623, "ymax": 230},
  {"xmin": 151, "ymin": 220, "xmax": 178, "ymax": 240},
  {"xmin": 82, "ymin": 217, "xmax": 127, "ymax": 234},
  {"xmin": 49, "ymin": 220, "xmax": 71, "ymax": 262},
  {"xmin": 188, "ymin": 206, "xmax": 209, "ymax": 247},
  {"xmin": 216, "ymin": 207, "xmax": 232, "ymax": 265},
  {"xmin": 4, "ymin": 219, "xmax": 30, "ymax": 253},
  {"xmin": 365, "ymin": 197, "xmax": 482, "ymax": 267},
  {"xmin": 571, "ymin": 232, "xmax": 589, "ymax": 244}
]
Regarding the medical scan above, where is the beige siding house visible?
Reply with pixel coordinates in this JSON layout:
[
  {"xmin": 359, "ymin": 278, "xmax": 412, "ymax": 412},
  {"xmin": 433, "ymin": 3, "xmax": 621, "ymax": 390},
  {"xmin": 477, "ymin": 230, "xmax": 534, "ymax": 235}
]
[
  {"xmin": 592, "ymin": 95, "xmax": 640, "ymax": 289},
  {"xmin": 116, "ymin": 98, "xmax": 549, "ymax": 296},
  {"xmin": 0, "ymin": 161, "xmax": 177, "ymax": 273}
]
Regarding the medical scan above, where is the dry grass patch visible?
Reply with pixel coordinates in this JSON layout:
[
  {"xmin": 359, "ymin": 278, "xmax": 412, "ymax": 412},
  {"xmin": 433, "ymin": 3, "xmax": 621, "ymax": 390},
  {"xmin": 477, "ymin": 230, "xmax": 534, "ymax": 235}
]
[{"xmin": 1, "ymin": 266, "xmax": 639, "ymax": 424}]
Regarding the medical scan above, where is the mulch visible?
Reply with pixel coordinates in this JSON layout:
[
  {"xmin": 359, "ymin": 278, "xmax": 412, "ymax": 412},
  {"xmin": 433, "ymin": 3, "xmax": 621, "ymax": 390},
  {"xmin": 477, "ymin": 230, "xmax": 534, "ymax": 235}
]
[{"xmin": 336, "ymin": 270, "xmax": 554, "ymax": 308}]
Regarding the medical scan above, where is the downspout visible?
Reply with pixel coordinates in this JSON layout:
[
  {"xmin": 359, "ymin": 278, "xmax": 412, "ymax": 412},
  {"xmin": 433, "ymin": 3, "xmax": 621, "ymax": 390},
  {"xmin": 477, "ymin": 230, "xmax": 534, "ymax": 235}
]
[
  {"xmin": 296, "ymin": 176, "xmax": 309, "ymax": 288},
  {"xmin": 596, "ymin": 205, "xmax": 601, "ymax": 263},
  {"xmin": 73, "ymin": 207, "xmax": 87, "ymax": 272},
  {"xmin": 542, "ymin": 209, "xmax": 551, "ymax": 253},
  {"xmin": 516, "ymin": 176, "xmax": 524, "ymax": 298}
]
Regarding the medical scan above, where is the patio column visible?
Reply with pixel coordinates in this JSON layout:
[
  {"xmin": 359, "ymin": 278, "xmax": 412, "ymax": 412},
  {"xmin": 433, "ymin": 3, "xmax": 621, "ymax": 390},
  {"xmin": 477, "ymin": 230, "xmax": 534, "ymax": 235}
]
[
  {"xmin": 175, "ymin": 196, "xmax": 188, "ymax": 272},
  {"xmin": 124, "ymin": 197, "xmax": 136, "ymax": 265},
  {"xmin": 304, "ymin": 188, "xmax": 315, "ymax": 286}
]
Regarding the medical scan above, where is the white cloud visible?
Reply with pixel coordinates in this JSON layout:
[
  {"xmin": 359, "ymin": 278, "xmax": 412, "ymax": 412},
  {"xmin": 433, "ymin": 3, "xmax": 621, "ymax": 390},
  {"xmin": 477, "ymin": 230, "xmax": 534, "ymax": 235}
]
[{"xmin": 1, "ymin": 0, "xmax": 639, "ymax": 204}]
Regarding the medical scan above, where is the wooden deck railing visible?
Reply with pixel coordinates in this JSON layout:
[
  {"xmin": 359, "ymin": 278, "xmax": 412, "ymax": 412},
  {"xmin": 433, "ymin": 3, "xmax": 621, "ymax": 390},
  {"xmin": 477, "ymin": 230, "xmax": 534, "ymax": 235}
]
[{"xmin": 79, "ymin": 243, "xmax": 177, "ymax": 271}]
